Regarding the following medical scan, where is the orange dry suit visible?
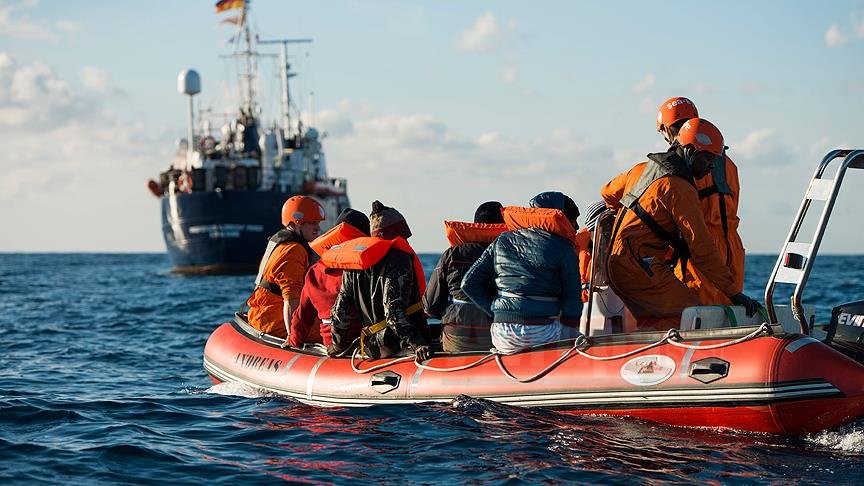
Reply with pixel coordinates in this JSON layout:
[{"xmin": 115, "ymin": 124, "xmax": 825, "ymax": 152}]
[
  {"xmin": 246, "ymin": 229, "xmax": 316, "ymax": 338},
  {"xmin": 674, "ymin": 154, "xmax": 745, "ymax": 305},
  {"xmin": 603, "ymin": 151, "xmax": 737, "ymax": 330}
]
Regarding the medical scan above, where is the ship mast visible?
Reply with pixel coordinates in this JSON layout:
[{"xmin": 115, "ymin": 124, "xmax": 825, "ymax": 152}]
[{"xmin": 258, "ymin": 38, "xmax": 312, "ymax": 136}]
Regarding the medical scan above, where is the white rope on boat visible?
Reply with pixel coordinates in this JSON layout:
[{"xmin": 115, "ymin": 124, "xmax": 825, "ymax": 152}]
[{"xmin": 348, "ymin": 323, "xmax": 773, "ymax": 378}]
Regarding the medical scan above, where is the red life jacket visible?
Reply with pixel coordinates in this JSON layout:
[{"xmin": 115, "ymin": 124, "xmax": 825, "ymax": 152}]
[
  {"xmin": 320, "ymin": 236, "xmax": 426, "ymax": 294},
  {"xmin": 309, "ymin": 222, "xmax": 368, "ymax": 257},
  {"xmin": 444, "ymin": 221, "xmax": 507, "ymax": 247}
]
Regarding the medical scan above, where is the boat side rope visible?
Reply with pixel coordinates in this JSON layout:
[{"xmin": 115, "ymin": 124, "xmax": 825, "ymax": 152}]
[{"xmin": 348, "ymin": 323, "xmax": 773, "ymax": 379}]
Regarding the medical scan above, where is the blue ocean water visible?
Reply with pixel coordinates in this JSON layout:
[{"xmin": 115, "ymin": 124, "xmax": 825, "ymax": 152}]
[{"xmin": 1, "ymin": 253, "xmax": 864, "ymax": 484}]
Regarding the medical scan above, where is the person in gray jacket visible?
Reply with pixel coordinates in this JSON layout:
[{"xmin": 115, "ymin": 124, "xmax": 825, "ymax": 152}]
[{"xmin": 461, "ymin": 192, "xmax": 583, "ymax": 354}]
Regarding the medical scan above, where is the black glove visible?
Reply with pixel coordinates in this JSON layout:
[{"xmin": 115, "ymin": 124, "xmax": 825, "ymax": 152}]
[
  {"xmin": 413, "ymin": 345, "xmax": 433, "ymax": 362},
  {"xmin": 327, "ymin": 343, "xmax": 344, "ymax": 357},
  {"xmin": 730, "ymin": 293, "xmax": 760, "ymax": 318}
]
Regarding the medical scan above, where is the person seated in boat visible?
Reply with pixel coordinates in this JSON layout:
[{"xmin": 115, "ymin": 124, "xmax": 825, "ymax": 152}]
[
  {"xmin": 461, "ymin": 192, "xmax": 583, "ymax": 354},
  {"xmin": 326, "ymin": 201, "xmax": 433, "ymax": 361},
  {"xmin": 246, "ymin": 195, "xmax": 325, "ymax": 340},
  {"xmin": 424, "ymin": 201, "xmax": 506, "ymax": 353},
  {"xmin": 286, "ymin": 208, "xmax": 370, "ymax": 349},
  {"xmin": 601, "ymin": 118, "xmax": 759, "ymax": 330}
]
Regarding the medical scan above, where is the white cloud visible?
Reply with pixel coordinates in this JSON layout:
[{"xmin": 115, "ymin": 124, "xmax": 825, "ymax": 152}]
[
  {"xmin": 632, "ymin": 73, "xmax": 655, "ymax": 94},
  {"xmin": 316, "ymin": 103, "xmax": 616, "ymax": 251},
  {"xmin": 459, "ymin": 11, "xmax": 501, "ymax": 52},
  {"xmin": 0, "ymin": 1, "xmax": 77, "ymax": 42},
  {"xmin": 500, "ymin": 64, "xmax": 517, "ymax": 84},
  {"xmin": 0, "ymin": 53, "xmax": 168, "ymax": 251},
  {"xmin": 733, "ymin": 128, "xmax": 777, "ymax": 159},
  {"xmin": 825, "ymin": 24, "xmax": 846, "ymax": 47},
  {"xmin": 80, "ymin": 66, "xmax": 125, "ymax": 97}
]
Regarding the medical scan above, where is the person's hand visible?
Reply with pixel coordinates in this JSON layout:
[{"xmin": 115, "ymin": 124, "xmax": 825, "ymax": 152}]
[
  {"xmin": 730, "ymin": 293, "xmax": 760, "ymax": 317},
  {"xmin": 327, "ymin": 344, "xmax": 344, "ymax": 357},
  {"xmin": 413, "ymin": 345, "xmax": 433, "ymax": 362}
]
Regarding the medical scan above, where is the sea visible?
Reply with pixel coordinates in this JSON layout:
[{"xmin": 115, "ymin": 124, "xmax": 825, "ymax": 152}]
[{"xmin": 1, "ymin": 253, "xmax": 864, "ymax": 484}]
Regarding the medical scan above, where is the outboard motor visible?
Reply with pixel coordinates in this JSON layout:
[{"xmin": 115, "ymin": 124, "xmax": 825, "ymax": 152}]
[{"xmin": 825, "ymin": 300, "xmax": 864, "ymax": 362}]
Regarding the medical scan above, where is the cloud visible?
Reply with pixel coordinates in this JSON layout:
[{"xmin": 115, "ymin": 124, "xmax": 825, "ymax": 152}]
[
  {"xmin": 0, "ymin": 52, "xmax": 168, "ymax": 251},
  {"xmin": 500, "ymin": 64, "xmax": 517, "ymax": 84},
  {"xmin": 631, "ymin": 73, "xmax": 655, "ymax": 94},
  {"xmin": 316, "ymin": 103, "xmax": 616, "ymax": 250},
  {"xmin": 825, "ymin": 24, "xmax": 846, "ymax": 47},
  {"xmin": 80, "ymin": 66, "xmax": 126, "ymax": 97},
  {"xmin": 459, "ymin": 11, "xmax": 501, "ymax": 52},
  {"xmin": 0, "ymin": 1, "xmax": 77, "ymax": 42}
]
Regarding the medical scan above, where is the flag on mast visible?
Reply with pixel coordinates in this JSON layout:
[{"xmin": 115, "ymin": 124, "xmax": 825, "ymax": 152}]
[
  {"xmin": 220, "ymin": 15, "xmax": 243, "ymax": 25},
  {"xmin": 215, "ymin": 0, "xmax": 245, "ymax": 13}
]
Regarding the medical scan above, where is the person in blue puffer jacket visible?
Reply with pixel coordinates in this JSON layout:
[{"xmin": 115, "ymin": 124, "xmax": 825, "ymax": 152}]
[{"xmin": 461, "ymin": 191, "xmax": 583, "ymax": 354}]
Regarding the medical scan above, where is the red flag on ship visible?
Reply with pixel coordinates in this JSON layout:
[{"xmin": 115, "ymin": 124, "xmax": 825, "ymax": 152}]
[{"xmin": 215, "ymin": 0, "xmax": 245, "ymax": 13}]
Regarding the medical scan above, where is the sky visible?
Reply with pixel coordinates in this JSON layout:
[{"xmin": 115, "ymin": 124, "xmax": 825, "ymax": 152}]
[{"xmin": 1, "ymin": 0, "xmax": 863, "ymax": 254}]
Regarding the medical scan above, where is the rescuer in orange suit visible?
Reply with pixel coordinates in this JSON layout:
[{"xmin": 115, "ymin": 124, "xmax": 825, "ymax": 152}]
[
  {"xmin": 602, "ymin": 118, "xmax": 759, "ymax": 330},
  {"xmin": 246, "ymin": 195, "xmax": 325, "ymax": 340},
  {"xmin": 656, "ymin": 97, "xmax": 745, "ymax": 304}
]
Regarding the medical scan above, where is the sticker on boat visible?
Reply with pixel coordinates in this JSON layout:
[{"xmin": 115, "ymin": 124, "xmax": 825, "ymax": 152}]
[{"xmin": 620, "ymin": 355, "xmax": 676, "ymax": 386}]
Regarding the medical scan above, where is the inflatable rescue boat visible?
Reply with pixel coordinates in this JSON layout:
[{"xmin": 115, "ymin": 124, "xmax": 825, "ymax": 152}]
[{"xmin": 203, "ymin": 150, "xmax": 864, "ymax": 436}]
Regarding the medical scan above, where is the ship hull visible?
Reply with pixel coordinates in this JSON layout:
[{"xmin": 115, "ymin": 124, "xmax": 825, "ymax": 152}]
[{"xmin": 161, "ymin": 189, "xmax": 347, "ymax": 274}]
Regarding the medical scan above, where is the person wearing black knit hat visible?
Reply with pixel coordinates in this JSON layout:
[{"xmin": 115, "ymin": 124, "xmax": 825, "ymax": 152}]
[
  {"xmin": 329, "ymin": 201, "xmax": 432, "ymax": 361},
  {"xmin": 424, "ymin": 201, "xmax": 506, "ymax": 353}
]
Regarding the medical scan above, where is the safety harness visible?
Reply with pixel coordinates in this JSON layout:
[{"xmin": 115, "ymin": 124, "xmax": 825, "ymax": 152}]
[
  {"xmin": 696, "ymin": 151, "xmax": 734, "ymax": 265},
  {"xmin": 253, "ymin": 229, "xmax": 317, "ymax": 297},
  {"xmin": 615, "ymin": 151, "xmax": 696, "ymax": 273}
]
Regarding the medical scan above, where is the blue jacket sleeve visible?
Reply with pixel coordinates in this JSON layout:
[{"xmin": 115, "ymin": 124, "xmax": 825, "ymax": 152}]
[
  {"xmin": 558, "ymin": 244, "xmax": 583, "ymax": 327},
  {"xmin": 461, "ymin": 244, "xmax": 496, "ymax": 318}
]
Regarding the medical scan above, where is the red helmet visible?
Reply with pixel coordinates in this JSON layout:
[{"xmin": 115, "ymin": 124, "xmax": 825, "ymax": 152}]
[
  {"xmin": 675, "ymin": 118, "xmax": 724, "ymax": 156},
  {"xmin": 281, "ymin": 196, "xmax": 325, "ymax": 225},
  {"xmin": 656, "ymin": 97, "xmax": 698, "ymax": 132}
]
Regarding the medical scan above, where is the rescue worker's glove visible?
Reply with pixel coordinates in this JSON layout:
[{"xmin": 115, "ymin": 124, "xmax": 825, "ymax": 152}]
[
  {"xmin": 730, "ymin": 293, "xmax": 760, "ymax": 317},
  {"xmin": 413, "ymin": 345, "xmax": 433, "ymax": 362}
]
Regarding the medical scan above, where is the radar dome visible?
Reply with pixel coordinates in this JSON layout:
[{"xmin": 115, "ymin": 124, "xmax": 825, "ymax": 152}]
[
  {"xmin": 177, "ymin": 69, "xmax": 201, "ymax": 96},
  {"xmin": 306, "ymin": 127, "xmax": 319, "ymax": 139}
]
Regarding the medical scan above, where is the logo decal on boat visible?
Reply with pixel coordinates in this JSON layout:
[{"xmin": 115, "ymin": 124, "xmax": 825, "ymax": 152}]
[
  {"xmin": 620, "ymin": 355, "xmax": 676, "ymax": 386},
  {"xmin": 838, "ymin": 312, "xmax": 864, "ymax": 327}
]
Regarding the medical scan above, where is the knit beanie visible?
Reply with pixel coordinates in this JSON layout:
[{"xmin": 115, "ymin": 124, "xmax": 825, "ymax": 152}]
[
  {"xmin": 473, "ymin": 201, "xmax": 504, "ymax": 224},
  {"xmin": 369, "ymin": 200, "xmax": 412, "ymax": 240},
  {"xmin": 334, "ymin": 208, "xmax": 371, "ymax": 236}
]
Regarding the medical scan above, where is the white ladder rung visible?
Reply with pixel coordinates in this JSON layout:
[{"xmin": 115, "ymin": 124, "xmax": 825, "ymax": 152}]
[{"xmin": 805, "ymin": 178, "xmax": 834, "ymax": 201}]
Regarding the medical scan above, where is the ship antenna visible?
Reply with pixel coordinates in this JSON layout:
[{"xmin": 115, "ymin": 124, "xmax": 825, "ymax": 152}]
[{"xmin": 258, "ymin": 37, "xmax": 312, "ymax": 137}]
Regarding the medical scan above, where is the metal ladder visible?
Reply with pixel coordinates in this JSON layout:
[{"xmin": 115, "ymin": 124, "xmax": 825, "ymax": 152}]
[{"xmin": 764, "ymin": 149, "xmax": 864, "ymax": 334}]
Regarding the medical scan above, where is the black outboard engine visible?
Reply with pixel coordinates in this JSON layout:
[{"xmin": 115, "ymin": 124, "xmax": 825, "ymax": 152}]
[{"xmin": 825, "ymin": 300, "xmax": 864, "ymax": 362}]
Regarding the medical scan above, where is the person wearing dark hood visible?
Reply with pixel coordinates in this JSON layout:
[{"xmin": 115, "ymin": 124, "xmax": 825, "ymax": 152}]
[
  {"xmin": 325, "ymin": 201, "xmax": 432, "ymax": 361},
  {"xmin": 246, "ymin": 196, "xmax": 325, "ymax": 339},
  {"xmin": 424, "ymin": 201, "xmax": 507, "ymax": 353},
  {"xmin": 461, "ymin": 192, "xmax": 583, "ymax": 354},
  {"xmin": 287, "ymin": 208, "xmax": 370, "ymax": 349},
  {"xmin": 602, "ymin": 118, "xmax": 760, "ymax": 330}
]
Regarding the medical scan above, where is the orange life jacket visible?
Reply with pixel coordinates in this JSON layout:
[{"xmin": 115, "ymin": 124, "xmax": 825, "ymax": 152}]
[
  {"xmin": 443, "ymin": 221, "xmax": 507, "ymax": 247},
  {"xmin": 309, "ymin": 222, "xmax": 368, "ymax": 257},
  {"xmin": 320, "ymin": 236, "xmax": 426, "ymax": 294}
]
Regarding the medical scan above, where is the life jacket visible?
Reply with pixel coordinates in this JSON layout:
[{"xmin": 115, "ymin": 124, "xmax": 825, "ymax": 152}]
[
  {"xmin": 320, "ymin": 236, "xmax": 426, "ymax": 294},
  {"xmin": 444, "ymin": 221, "xmax": 507, "ymax": 247},
  {"xmin": 617, "ymin": 150, "xmax": 695, "ymax": 270},
  {"xmin": 696, "ymin": 150, "xmax": 733, "ymax": 261},
  {"xmin": 501, "ymin": 206, "xmax": 588, "ymax": 252},
  {"xmin": 309, "ymin": 222, "xmax": 368, "ymax": 257},
  {"xmin": 253, "ymin": 228, "xmax": 317, "ymax": 297}
]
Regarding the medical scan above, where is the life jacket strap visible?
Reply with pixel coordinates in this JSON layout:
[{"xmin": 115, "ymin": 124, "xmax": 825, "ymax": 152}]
[
  {"xmin": 257, "ymin": 278, "xmax": 282, "ymax": 297},
  {"xmin": 629, "ymin": 203, "xmax": 690, "ymax": 275},
  {"xmin": 359, "ymin": 301, "xmax": 424, "ymax": 358}
]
